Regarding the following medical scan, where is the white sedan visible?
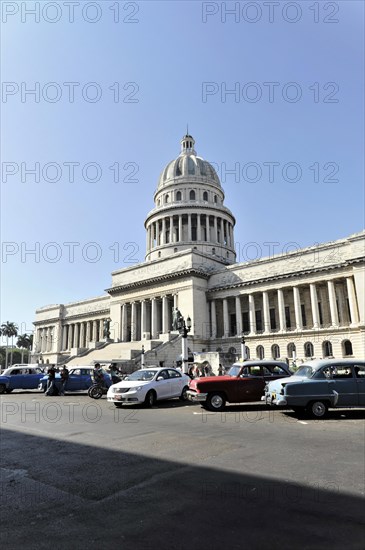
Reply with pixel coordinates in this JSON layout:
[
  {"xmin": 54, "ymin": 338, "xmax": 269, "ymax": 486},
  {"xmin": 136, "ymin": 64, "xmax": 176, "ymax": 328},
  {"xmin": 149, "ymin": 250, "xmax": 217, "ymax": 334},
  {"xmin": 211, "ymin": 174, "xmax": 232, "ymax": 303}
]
[{"xmin": 107, "ymin": 366, "xmax": 191, "ymax": 408}]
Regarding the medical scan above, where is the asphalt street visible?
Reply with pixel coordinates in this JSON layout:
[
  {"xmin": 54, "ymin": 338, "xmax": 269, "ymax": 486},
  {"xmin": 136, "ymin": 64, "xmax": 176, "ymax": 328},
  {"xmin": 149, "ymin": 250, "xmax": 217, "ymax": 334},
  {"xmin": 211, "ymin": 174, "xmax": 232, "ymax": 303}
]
[{"xmin": 0, "ymin": 392, "xmax": 364, "ymax": 550}]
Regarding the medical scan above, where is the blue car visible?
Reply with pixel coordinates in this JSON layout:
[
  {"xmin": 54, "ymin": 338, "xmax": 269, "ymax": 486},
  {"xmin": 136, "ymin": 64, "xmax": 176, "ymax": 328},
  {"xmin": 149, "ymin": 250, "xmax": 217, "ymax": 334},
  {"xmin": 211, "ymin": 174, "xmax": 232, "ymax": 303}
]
[
  {"xmin": 38, "ymin": 367, "xmax": 112, "ymax": 393},
  {"xmin": 0, "ymin": 365, "xmax": 46, "ymax": 393}
]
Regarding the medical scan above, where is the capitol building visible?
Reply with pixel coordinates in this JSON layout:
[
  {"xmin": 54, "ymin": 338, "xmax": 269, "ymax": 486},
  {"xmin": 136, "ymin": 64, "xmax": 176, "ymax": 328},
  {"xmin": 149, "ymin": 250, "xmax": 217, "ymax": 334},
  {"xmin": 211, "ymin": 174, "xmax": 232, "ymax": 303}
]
[{"xmin": 33, "ymin": 134, "xmax": 365, "ymax": 368}]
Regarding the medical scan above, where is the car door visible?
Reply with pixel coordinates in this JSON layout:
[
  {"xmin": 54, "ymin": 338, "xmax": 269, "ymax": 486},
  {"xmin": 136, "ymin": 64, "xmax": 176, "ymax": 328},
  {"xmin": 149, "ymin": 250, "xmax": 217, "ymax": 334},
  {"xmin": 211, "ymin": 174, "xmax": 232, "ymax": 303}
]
[
  {"xmin": 23, "ymin": 368, "xmax": 38, "ymax": 389},
  {"xmin": 8, "ymin": 369, "xmax": 25, "ymax": 389},
  {"xmin": 67, "ymin": 369, "xmax": 82, "ymax": 390},
  {"xmin": 354, "ymin": 364, "xmax": 365, "ymax": 405},
  {"xmin": 235, "ymin": 366, "xmax": 265, "ymax": 402},
  {"xmin": 327, "ymin": 364, "xmax": 358, "ymax": 406},
  {"xmin": 154, "ymin": 369, "xmax": 172, "ymax": 399},
  {"xmin": 167, "ymin": 369, "xmax": 183, "ymax": 397}
]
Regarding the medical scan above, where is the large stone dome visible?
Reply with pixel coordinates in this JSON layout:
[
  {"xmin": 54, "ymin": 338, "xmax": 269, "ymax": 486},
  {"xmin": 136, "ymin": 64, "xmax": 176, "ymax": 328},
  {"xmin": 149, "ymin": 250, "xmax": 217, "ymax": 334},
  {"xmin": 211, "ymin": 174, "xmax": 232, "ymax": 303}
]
[{"xmin": 157, "ymin": 134, "xmax": 221, "ymax": 189}]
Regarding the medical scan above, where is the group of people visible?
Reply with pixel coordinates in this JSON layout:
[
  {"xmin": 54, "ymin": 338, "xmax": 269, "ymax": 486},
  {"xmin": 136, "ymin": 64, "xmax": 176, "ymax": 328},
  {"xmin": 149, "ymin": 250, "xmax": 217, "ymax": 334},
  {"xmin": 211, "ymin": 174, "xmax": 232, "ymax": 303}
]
[{"xmin": 44, "ymin": 364, "xmax": 69, "ymax": 396}]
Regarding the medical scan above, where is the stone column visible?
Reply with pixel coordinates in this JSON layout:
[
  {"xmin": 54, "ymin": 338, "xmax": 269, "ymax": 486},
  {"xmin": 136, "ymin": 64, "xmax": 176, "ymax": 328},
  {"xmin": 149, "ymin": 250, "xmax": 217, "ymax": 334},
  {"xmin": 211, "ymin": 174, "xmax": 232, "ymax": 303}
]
[
  {"xmin": 131, "ymin": 303, "xmax": 137, "ymax": 341},
  {"xmin": 80, "ymin": 323, "xmax": 85, "ymax": 348},
  {"xmin": 178, "ymin": 215, "xmax": 183, "ymax": 242},
  {"xmin": 235, "ymin": 296, "xmax": 242, "ymax": 336},
  {"xmin": 310, "ymin": 283, "xmax": 320, "ymax": 328},
  {"xmin": 249, "ymin": 294, "xmax": 256, "ymax": 334},
  {"xmin": 61, "ymin": 326, "xmax": 67, "ymax": 351},
  {"xmin": 262, "ymin": 291, "xmax": 270, "ymax": 333},
  {"xmin": 293, "ymin": 286, "xmax": 303, "ymax": 330},
  {"xmin": 210, "ymin": 300, "xmax": 217, "ymax": 338},
  {"xmin": 68, "ymin": 325, "xmax": 73, "ymax": 350},
  {"xmin": 223, "ymin": 298, "xmax": 229, "ymax": 337},
  {"xmin": 162, "ymin": 296, "xmax": 169, "ymax": 333},
  {"xmin": 86, "ymin": 322, "xmax": 91, "ymax": 346},
  {"xmin": 173, "ymin": 294, "xmax": 178, "ymax": 309},
  {"xmin": 214, "ymin": 216, "xmax": 218, "ymax": 243},
  {"xmin": 346, "ymin": 276, "xmax": 359, "ymax": 324},
  {"xmin": 277, "ymin": 289, "xmax": 286, "ymax": 331},
  {"xmin": 92, "ymin": 320, "xmax": 97, "ymax": 342},
  {"xmin": 197, "ymin": 214, "xmax": 201, "ymax": 241},
  {"xmin": 74, "ymin": 323, "xmax": 80, "ymax": 348},
  {"xmin": 327, "ymin": 280, "xmax": 339, "ymax": 326},
  {"xmin": 121, "ymin": 304, "xmax": 127, "ymax": 342},
  {"xmin": 141, "ymin": 300, "xmax": 147, "ymax": 337},
  {"xmin": 151, "ymin": 298, "xmax": 158, "ymax": 338},
  {"xmin": 188, "ymin": 214, "xmax": 192, "ymax": 241}
]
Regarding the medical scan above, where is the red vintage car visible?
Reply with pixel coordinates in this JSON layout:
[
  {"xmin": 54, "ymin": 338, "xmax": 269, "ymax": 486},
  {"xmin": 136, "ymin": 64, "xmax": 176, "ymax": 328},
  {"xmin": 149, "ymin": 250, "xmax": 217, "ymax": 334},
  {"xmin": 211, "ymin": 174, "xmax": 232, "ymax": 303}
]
[{"xmin": 187, "ymin": 360, "xmax": 292, "ymax": 411}]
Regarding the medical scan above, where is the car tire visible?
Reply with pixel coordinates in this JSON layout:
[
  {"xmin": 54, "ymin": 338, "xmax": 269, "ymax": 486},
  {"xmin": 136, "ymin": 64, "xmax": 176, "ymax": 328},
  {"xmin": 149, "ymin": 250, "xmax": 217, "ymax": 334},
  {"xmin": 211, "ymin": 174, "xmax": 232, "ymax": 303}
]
[
  {"xmin": 5, "ymin": 388, "xmax": 13, "ymax": 394},
  {"xmin": 307, "ymin": 400, "xmax": 328, "ymax": 419},
  {"xmin": 114, "ymin": 403, "xmax": 123, "ymax": 408},
  {"xmin": 144, "ymin": 390, "xmax": 156, "ymax": 407},
  {"xmin": 0, "ymin": 384, "xmax": 6, "ymax": 394},
  {"xmin": 179, "ymin": 386, "xmax": 189, "ymax": 401},
  {"xmin": 206, "ymin": 392, "xmax": 226, "ymax": 412},
  {"xmin": 89, "ymin": 386, "xmax": 103, "ymax": 399}
]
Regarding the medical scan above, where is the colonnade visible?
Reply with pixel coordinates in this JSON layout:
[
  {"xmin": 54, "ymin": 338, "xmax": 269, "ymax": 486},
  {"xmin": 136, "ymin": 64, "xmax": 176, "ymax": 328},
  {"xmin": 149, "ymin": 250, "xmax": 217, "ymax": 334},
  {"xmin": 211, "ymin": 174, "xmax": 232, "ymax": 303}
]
[
  {"xmin": 120, "ymin": 294, "xmax": 177, "ymax": 342},
  {"xmin": 146, "ymin": 213, "xmax": 234, "ymax": 250},
  {"xmin": 210, "ymin": 276, "xmax": 359, "ymax": 338}
]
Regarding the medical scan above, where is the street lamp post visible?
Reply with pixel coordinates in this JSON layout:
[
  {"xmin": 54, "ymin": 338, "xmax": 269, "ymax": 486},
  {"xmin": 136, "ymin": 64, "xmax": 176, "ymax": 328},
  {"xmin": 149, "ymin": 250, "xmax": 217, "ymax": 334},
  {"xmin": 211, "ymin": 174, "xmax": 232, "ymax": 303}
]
[
  {"xmin": 241, "ymin": 332, "xmax": 246, "ymax": 361},
  {"xmin": 141, "ymin": 345, "xmax": 145, "ymax": 368},
  {"xmin": 180, "ymin": 315, "xmax": 192, "ymax": 374}
]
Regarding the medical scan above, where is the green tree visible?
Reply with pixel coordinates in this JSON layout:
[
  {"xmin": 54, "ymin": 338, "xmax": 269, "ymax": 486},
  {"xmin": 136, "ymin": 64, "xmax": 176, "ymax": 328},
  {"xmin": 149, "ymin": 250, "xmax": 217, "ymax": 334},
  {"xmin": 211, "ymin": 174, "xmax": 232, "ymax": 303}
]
[
  {"xmin": 16, "ymin": 333, "xmax": 33, "ymax": 364},
  {"xmin": 0, "ymin": 321, "xmax": 19, "ymax": 368}
]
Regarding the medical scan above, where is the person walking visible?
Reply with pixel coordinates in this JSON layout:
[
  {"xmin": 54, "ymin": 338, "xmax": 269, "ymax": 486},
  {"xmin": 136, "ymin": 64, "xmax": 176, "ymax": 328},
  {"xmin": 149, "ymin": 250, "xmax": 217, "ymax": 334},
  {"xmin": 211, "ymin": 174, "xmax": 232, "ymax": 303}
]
[
  {"xmin": 109, "ymin": 363, "xmax": 121, "ymax": 384},
  {"xmin": 45, "ymin": 364, "xmax": 56, "ymax": 396},
  {"xmin": 59, "ymin": 366, "xmax": 69, "ymax": 395}
]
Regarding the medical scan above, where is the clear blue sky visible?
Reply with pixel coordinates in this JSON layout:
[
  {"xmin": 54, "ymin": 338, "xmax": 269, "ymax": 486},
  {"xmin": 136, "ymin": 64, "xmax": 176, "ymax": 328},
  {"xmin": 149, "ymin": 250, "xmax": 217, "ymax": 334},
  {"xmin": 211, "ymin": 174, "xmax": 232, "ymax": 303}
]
[{"xmin": 1, "ymin": 0, "xmax": 364, "ymax": 336}]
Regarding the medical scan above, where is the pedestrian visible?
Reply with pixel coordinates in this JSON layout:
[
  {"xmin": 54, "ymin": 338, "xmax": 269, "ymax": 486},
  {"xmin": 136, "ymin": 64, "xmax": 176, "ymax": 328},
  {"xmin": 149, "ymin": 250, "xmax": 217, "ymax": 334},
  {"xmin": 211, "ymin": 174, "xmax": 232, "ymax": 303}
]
[
  {"xmin": 110, "ymin": 363, "xmax": 120, "ymax": 384},
  {"xmin": 45, "ymin": 364, "xmax": 56, "ymax": 396},
  {"xmin": 93, "ymin": 363, "xmax": 105, "ymax": 386},
  {"xmin": 218, "ymin": 364, "xmax": 224, "ymax": 376},
  {"xmin": 59, "ymin": 366, "xmax": 69, "ymax": 395}
]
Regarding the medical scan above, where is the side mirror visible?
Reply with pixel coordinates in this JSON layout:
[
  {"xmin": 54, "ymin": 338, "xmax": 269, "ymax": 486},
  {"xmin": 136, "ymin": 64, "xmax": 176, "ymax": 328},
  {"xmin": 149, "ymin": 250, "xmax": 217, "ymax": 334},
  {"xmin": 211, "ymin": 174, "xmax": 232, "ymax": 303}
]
[{"xmin": 156, "ymin": 376, "xmax": 163, "ymax": 381}]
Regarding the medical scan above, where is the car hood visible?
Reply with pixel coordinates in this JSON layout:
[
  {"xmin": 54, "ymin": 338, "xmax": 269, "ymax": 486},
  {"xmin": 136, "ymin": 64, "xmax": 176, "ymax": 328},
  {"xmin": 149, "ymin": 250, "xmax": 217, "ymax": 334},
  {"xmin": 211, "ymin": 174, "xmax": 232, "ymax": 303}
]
[{"xmin": 111, "ymin": 380, "xmax": 152, "ymax": 389}]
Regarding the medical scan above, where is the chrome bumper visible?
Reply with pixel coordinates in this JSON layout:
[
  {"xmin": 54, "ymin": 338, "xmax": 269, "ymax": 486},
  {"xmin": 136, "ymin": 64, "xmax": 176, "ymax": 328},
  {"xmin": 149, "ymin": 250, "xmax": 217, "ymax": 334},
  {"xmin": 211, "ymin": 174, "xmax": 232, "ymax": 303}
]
[
  {"xmin": 263, "ymin": 393, "xmax": 287, "ymax": 406},
  {"xmin": 187, "ymin": 390, "xmax": 208, "ymax": 402}
]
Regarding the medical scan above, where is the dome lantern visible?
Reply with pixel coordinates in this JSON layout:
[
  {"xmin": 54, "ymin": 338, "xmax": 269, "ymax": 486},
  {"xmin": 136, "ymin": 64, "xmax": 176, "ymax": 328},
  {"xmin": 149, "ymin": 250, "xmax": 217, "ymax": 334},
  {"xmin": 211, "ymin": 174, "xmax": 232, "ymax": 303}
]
[{"xmin": 180, "ymin": 133, "xmax": 196, "ymax": 155}]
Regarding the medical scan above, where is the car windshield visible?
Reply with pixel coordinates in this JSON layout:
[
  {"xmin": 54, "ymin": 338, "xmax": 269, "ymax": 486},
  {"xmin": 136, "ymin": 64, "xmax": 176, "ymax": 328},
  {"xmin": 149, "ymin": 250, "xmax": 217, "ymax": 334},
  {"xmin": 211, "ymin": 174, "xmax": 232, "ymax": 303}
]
[
  {"xmin": 227, "ymin": 365, "xmax": 241, "ymax": 377},
  {"xmin": 293, "ymin": 365, "xmax": 315, "ymax": 378},
  {"xmin": 2, "ymin": 368, "xmax": 14, "ymax": 375},
  {"xmin": 124, "ymin": 370, "xmax": 156, "ymax": 381}
]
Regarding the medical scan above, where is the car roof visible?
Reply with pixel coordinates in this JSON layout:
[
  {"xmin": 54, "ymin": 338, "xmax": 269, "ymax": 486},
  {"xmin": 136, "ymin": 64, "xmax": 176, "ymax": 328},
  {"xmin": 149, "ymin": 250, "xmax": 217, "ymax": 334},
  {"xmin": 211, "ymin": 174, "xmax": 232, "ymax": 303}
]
[
  {"xmin": 232, "ymin": 360, "xmax": 289, "ymax": 367},
  {"xmin": 301, "ymin": 358, "xmax": 365, "ymax": 370}
]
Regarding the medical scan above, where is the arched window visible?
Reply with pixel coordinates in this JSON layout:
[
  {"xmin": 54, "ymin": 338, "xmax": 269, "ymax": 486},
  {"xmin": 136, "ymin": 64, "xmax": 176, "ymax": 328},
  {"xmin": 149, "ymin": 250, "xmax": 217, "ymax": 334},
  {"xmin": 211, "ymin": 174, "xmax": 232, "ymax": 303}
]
[
  {"xmin": 189, "ymin": 190, "xmax": 196, "ymax": 201},
  {"xmin": 271, "ymin": 344, "xmax": 280, "ymax": 359},
  {"xmin": 228, "ymin": 347, "xmax": 236, "ymax": 354},
  {"xmin": 203, "ymin": 191, "xmax": 208, "ymax": 201},
  {"xmin": 287, "ymin": 343, "xmax": 296, "ymax": 358},
  {"xmin": 245, "ymin": 347, "xmax": 250, "ymax": 359},
  {"xmin": 304, "ymin": 342, "xmax": 314, "ymax": 358},
  {"xmin": 322, "ymin": 341, "xmax": 333, "ymax": 358},
  {"xmin": 176, "ymin": 191, "xmax": 182, "ymax": 201},
  {"xmin": 165, "ymin": 194, "xmax": 169, "ymax": 203},
  {"xmin": 214, "ymin": 195, "xmax": 217, "ymax": 203},
  {"xmin": 212, "ymin": 248, "xmax": 216, "ymax": 255},
  {"xmin": 256, "ymin": 345, "xmax": 264, "ymax": 359},
  {"xmin": 342, "ymin": 340, "xmax": 353, "ymax": 356},
  {"xmin": 157, "ymin": 199, "xmax": 161, "ymax": 206},
  {"xmin": 158, "ymin": 251, "xmax": 161, "ymax": 258}
]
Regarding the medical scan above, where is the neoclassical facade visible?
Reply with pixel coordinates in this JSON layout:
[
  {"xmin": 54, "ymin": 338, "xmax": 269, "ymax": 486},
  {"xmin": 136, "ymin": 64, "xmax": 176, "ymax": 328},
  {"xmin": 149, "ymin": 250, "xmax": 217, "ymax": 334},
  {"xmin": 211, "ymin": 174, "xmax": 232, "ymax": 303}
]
[{"xmin": 33, "ymin": 135, "xmax": 365, "ymax": 366}]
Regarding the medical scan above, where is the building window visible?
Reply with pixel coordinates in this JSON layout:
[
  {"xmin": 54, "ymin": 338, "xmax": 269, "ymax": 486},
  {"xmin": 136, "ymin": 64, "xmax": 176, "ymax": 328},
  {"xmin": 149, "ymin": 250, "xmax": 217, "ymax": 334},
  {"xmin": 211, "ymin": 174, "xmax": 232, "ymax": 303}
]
[
  {"xmin": 318, "ymin": 302, "xmax": 323, "ymax": 325},
  {"xmin": 214, "ymin": 195, "xmax": 217, "ymax": 203},
  {"xmin": 245, "ymin": 347, "xmax": 250, "ymax": 359},
  {"xmin": 212, "ymin": 247, "xmax": 216, "ymax": 255},
  {"xmin": 165, "ymin": 194, "xmax": 169, "ymax": 203},
  {"xmin": 203, "ymin": 191, "xmax": 208, "ymax": 201},
  {"xmin": 322, "ymin": 340, "xmax": 333, "ymax": 357},
  {"xmin": 256, "ymin": 345, "xmax": 264, "ymax": 359},
  {"xmin": 301, "ymin": 304, "xmax": 307, "ymax": 327},
  {"xmin": 158, "ymin": 251, "xmax": 161, "ymax": 258},
  {"xmin": 285, "ymin": 306, "xmax": 291, "ymax": 329},
  {"xmin": 228, "ymin": 347, "xmax": 236, "ymax": 354},
  {"xmin": 174, "ymin": 248, "xmax": 178, "ymax": 253},
  {"xmin": 304, "ymin": 342, "xmax": 314, "ymax": 357},
  {"xmin": 176, "ymin": 191, "xmax": 182, "ymax": 201},
  {"xmin": 255, "ymin": 310, "xmax": 262, "ymax": 332},
  {"xmin": 189, "ymin": 190, "xmax": 196, "ymax": 201},
  {"xmin": 271, "ymin": 344, "xmax": 280, "ymax": 359},
  {"xmin": 242, "ymin": 312, "xmax": 249, "ymax": 333},
  {"xmin": 342, "ymin": 340, "xmax": 353, "ymax": 356},
  {"xmin": 287, "ymin": 342, "xmax": 296, "ymax": 358},
  {"xmin": 270, "ymin": 308, "xmax": 277, "ymax": 330}
]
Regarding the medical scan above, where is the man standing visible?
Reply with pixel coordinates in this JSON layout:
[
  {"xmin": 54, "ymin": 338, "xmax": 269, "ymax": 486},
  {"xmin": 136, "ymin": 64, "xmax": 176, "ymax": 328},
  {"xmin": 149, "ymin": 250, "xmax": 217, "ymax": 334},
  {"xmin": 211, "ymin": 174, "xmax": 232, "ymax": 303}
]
[
  {"xmin": 45, "ymin": 364, "xmax": 56, "ymax": 396},
  {"xmin": 59, "ymin": 366, "xmax": 69, "ymax": 396}
]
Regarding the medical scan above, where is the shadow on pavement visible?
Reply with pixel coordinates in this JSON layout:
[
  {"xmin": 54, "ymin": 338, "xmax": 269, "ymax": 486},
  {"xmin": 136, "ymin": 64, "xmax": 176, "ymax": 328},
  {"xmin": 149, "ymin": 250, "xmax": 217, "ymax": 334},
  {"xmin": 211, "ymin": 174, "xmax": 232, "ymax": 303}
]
[{"xmin": 0, "ymin": 427, "xmax": 364, "ymax": 550}]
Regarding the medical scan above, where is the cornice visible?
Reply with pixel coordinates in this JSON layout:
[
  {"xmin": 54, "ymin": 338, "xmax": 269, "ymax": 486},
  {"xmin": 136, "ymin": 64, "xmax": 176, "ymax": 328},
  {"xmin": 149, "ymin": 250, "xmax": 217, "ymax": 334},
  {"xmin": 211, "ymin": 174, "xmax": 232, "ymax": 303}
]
[
  {"xmin": 207, "ymin": 256, "xmax": 365, "ymax": 294},
  {"xmin": 106, "ymin": 268, "xmax": 209, "ymax": 295}
]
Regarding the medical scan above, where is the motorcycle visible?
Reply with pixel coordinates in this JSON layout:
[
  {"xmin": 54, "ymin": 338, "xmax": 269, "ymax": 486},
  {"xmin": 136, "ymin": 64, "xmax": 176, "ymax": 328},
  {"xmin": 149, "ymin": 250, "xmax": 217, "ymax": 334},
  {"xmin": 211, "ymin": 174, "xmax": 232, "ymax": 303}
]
[{"xmin": 88, "ymin": 383, "xmax": 108, "ymax": 399}]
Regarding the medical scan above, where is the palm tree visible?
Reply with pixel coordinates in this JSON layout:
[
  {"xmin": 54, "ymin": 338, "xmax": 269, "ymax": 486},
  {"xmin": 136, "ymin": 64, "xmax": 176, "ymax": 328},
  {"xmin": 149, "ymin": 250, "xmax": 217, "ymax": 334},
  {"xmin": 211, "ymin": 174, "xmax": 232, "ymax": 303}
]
[
  {"xmin": 17, "ymin": 333, "xmax": 33, "ymax": 364},
  {"xmin": 0, "ymin": 321, "xmax": 18, "ymax": 368}
]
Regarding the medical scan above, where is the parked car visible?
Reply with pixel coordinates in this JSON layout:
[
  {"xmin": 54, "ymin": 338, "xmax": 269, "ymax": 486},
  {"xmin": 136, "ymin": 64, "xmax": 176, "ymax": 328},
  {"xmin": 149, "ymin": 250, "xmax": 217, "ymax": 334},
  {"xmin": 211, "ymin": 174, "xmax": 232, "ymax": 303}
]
[
  {"xmin": 187, "ymin": 360, "xmax": 292, "ymax": 411},
  {"xmin": 0, "ymin": 365, "xmax": 45, "ymax": 393},
  {"xmin": 38, "ymin": 366, "xmax": 112, "ymax": 393},
  {"xmin": 107, "ymin": 366, "xmax": 191, "ymax": 408},
  {"xmin": 263, "ymin": 359, "xmax": 365, "ymax": 418}
]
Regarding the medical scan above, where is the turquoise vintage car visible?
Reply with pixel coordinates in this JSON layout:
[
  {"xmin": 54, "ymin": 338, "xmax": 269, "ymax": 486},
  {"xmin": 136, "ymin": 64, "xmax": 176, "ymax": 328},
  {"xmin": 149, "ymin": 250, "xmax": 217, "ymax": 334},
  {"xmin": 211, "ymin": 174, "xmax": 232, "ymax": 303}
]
[
  {"xmin": 0, "ymin": 365, "xmax": 45, "ymax": 393},
  {"xmin": 263, "ymin": 359, "xmax": 365, "ymax": 418}
]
